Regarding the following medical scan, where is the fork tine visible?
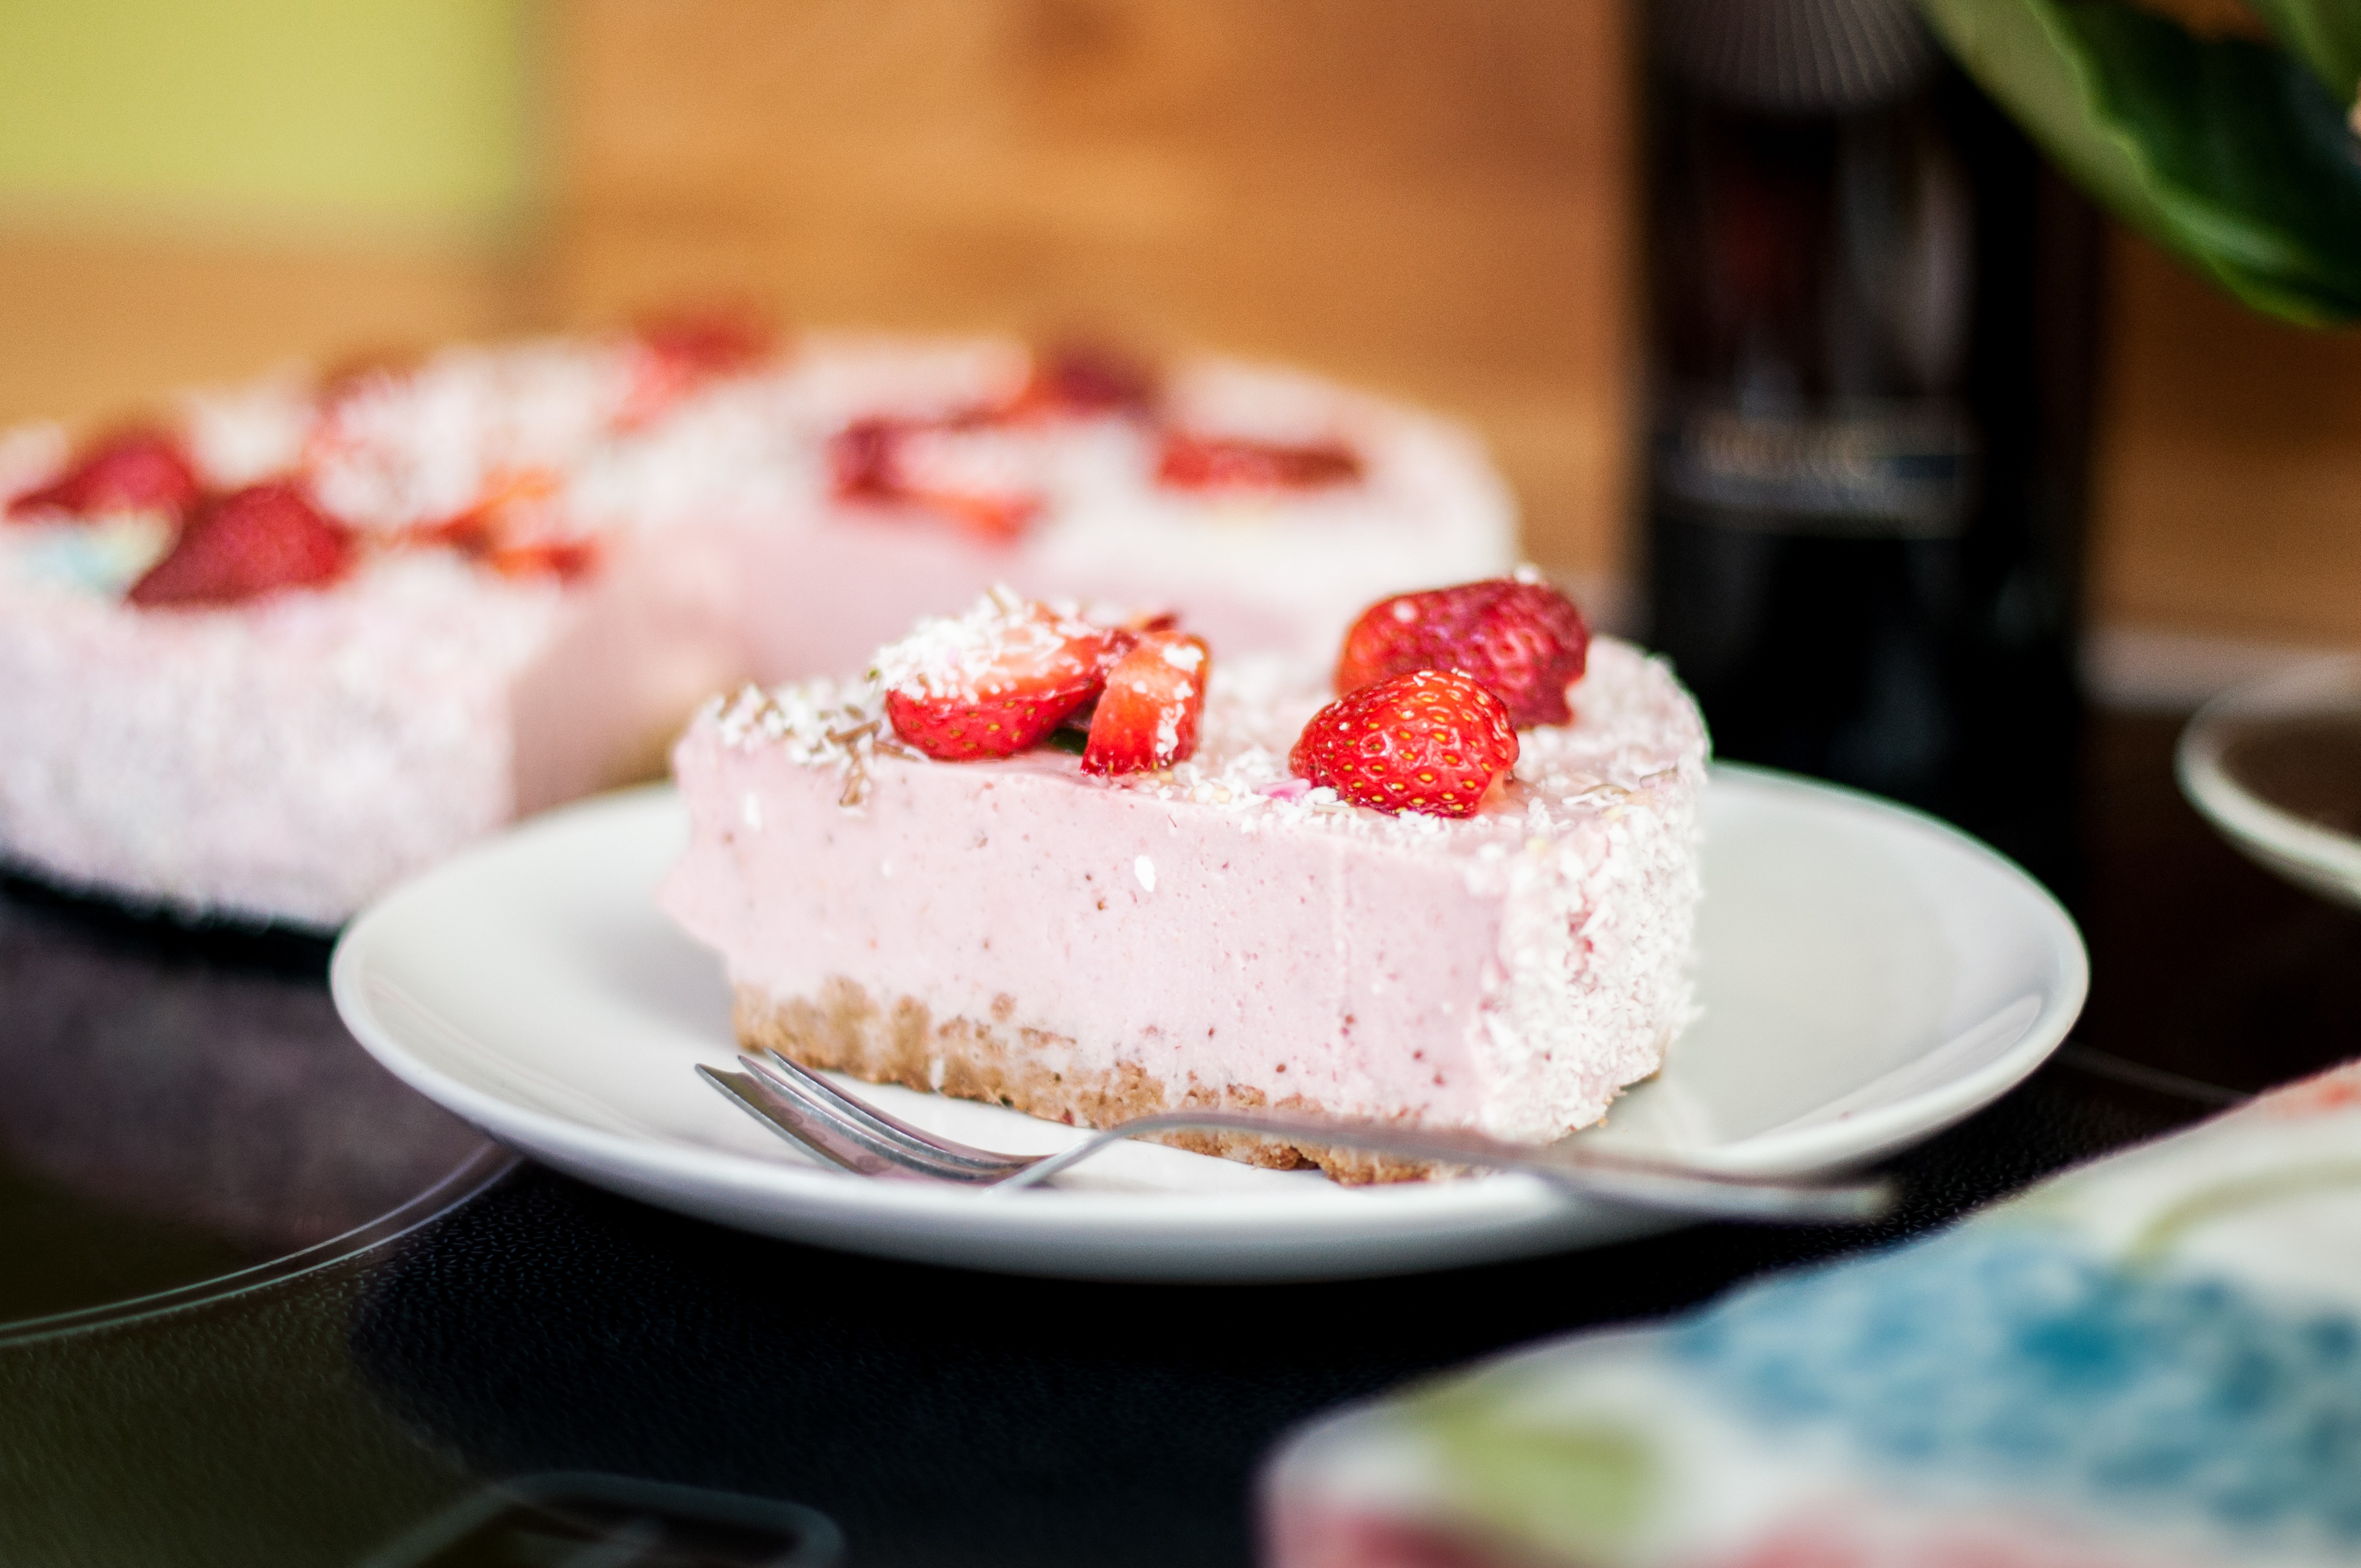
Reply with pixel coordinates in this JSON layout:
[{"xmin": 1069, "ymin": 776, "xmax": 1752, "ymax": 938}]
[
  {"xmin": 732, "ymin": 1055, "xmax": 1031, "ymax": 1183},
  {"xmin": 752, "ymin": 1048, "xmax": 1030, "ymax": 1173},
  {"xmin": 697, "ymin": 1065, "xmax": 926, "ymax": 1180}
]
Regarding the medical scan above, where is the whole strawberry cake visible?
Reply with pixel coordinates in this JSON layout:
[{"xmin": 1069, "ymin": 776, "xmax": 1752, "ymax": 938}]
[
  {"xmin": 0, "ymin": 326, "xmax": 1513, "ymax": 926},
  {"xmin": 661, "ymin": 577, "xmax": 1708, "ymax": 1181}
]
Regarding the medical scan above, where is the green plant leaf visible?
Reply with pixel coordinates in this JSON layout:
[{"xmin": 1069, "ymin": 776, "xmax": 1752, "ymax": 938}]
[
  {"xmin": 1917, "ymin": 0, "xmax": 2361, "ymax": 325},
  {"xmin": 2246, "ymin": 0, "xmax": 2361, "ymax": 101}
]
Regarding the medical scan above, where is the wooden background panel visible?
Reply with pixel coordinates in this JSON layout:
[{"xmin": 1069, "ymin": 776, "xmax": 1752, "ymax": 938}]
[
  {"xmin": 2091, "ymin": 234, "xmax": 2361, "ymax": 646},
  {"xmin": 550, "ymin": 0, "xmax": 1638, "ymax": 578},
  {"xmin": 0, "ymin": 232, "xmax": 525, "ymax": 431},
  {"xmin": 552, "ymin": 0, "xmax": 2361, "ymax": 648},
  {"xmin": 0, "ymin": 1, "xmax": 2352, "ymax": 653}
]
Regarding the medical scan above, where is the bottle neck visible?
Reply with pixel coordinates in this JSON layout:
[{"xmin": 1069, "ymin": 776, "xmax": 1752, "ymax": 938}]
[{"xmin": 1650, "ymin": 0, "xmax": 1937, "ymax": 116}]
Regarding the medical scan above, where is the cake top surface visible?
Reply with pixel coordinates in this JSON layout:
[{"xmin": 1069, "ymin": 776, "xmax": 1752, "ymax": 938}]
[
  {"xmin": 2, "ymin": 330, "xmax": 1508, "ymax": 620},
  {"xmin": 698, "ymin": 633, "xmax": 1706, "ymax": 854}
]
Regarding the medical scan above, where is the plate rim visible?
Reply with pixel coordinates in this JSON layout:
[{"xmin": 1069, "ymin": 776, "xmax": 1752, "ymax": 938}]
[
  {"xmin": 1683, "ymin": 763, "xmax": 2086, "ymax": 1171},
  {"xmin": 330, "ymin": 765, "xmax": 2088, "ymax": 1274},
  {"xmin": 2177, "ymin": 655, "xmax": 2361, "ymax": 903}
]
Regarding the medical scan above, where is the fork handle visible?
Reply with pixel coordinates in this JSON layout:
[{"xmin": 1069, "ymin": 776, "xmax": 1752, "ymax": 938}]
[{"xmin": 993, "ymin": 1109, "xmax": 1893, "ymax": 1222}]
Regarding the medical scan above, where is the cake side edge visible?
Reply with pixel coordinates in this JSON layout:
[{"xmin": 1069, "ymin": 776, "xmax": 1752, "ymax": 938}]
[{"xmin": 735, "ymin": 977, "xmax": 1450, "ymax": 1185}]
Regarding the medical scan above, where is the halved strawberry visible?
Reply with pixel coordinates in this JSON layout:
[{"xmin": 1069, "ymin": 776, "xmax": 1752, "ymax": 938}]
[
  {"xmin": 1334, "ymin": 577, "xmax": 1590, "ymax": 727},
  {"xmin": 127, "ymin": 481, "xmax": 351, "ymax": 608},
  {"xmin": 1155, "ymin": 431, "xmax": 1362, "ymax": 491},
  {"xmin": 9, "ymin": 429, "xmax": 201, "ymax": 522},
  {"xmin": 1083, "ymin": 630, "xmax": 1210, "ymax": 776},
  {"xmin": 880, "ymin": 591, "xmax": 1117, "ymax": 760},
  {"xmin": 1289, "ymin": 669, "xmax": 1517, "ymax": 818}
]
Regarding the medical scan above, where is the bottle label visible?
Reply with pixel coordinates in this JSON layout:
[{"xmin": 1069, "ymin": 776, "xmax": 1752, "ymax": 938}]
[{"xmin": 1652, "ymin": 401, "xmax": 1978, "ymax": 539}]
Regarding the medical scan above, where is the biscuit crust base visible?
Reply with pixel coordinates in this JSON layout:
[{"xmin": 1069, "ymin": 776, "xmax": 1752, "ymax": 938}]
[{"xmin": 734, "ymin": 976, "xmax": 1442, "ymax": 1184}]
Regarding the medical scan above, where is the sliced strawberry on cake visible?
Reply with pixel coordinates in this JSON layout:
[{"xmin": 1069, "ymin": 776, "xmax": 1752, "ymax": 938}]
[
  {"xmin": 826, "ymin": 417, "xmax": 1043, "ymax": 545},
  {"xmin": 617, "ymin": 309, "xmax": 778, "ymax": 430},
  {"xmin": 7, "ymin": 428, "xmax": 202, "ymax": 522},
  {"xmin": 1289, "ymin": 668, "xmax": 1517, "ymax": 817},
  {"xmin": 127, "ymin": 481, "xmax": 352, "ymax": 608},
  {"xmin": 1000, "ymin": 344, "xmax": 1158, "ymax": 422},
  {"xmin": 878, "ymin": 589, "xmax": 1118, "ymax": 760},
  {"xmin": 1083, "ymin": 629, "xmax": 1210, "ymax": 776},
  {"xmin": 1333, "ymin": 574, "xmax": 1590, "ymax": 726},
  {"xmin": 1155, "ymin": 431, "xmax": 1363, "ymax": 491}
]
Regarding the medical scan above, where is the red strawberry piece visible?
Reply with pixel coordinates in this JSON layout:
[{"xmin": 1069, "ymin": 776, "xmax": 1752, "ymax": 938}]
[
  {"xmin": 1117, "ymin": 609, "xmax": 1180, "ymax": 640},
  {"xmin": 827, "ymin": 417, "xmax": 1042, "ymax": 544},
  {"xmin": 1083, "ymin": 630, "xmax": 1210, "ymax": 776},
  {"xmin": 908, "ymin": 485, "xmax": 1039, "ymax": 545},
  {"xmin": 405, "ymin": 467, "xmax": 581, "ymax": 576},
  {"xmin": 1081, "ymin": 608, "xmax": 1178, "ymax": 674},
  {"xmin": 828, "ymin": 416, "xmax": 905, "ymax": 502},
  {"xmin": 487, "ymin": 537, "xmax": 601, "ymax": 582},
  {"xmin": 127, "ymin": 481, "xmax": 352, "ymax": 608},
  {"xmin": 1006, "ymin": 345, "xmax": 1158, "ymax": 420},
  {"xmin": 617, "ymin": 309, "xmax": 776, "ymax": 428},
  {"xmin": 882, "ymin": 593, "xmax": 1117, "ymax": 760},
  {"xmin": 1334, "ymin": 577, "xmax": 1590, "ymax": 727},
  {"xmin": 1289, "ymin": 669, "xmax": 1517, "ymax": 819},
  {"xmin": 634, "ymin": 309, "xmax": 774, "ymax": 377},
  {"xmin": 1155, "ymin": 431, "xmax": 1362, "ymax": 491},
  {"xmin": 9, "ymin": 428, "xmax": 201, "ymax": 522}
]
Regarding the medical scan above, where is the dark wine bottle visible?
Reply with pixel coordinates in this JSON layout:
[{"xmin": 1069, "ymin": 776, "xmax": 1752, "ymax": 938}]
[{"xmin": 1642, "ymin": 0, "xmax": 2097, "ymax": 884}]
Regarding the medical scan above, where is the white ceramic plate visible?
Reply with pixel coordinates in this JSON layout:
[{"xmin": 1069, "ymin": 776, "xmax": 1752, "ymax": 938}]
[
  {"xmin": 330, "ymin": 767, "xmax": 2087, "ymax": 1282},
  {"xmin": 2178, "ymin": 655, "xmax": 2361, "ymax": 910}
]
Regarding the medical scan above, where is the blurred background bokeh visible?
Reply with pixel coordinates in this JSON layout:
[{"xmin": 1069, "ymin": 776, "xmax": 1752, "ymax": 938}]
[{"xmin": 1, "ymin": 0, "xmax": 2355, "ymax": 685}]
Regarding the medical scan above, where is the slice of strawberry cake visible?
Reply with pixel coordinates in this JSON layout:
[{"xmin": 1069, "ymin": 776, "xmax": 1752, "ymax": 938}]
[
  {"xmin": 661, "ymin": 578, "xmax": 1707, "ymax": 1181},
  {"xmin": 0, "ymin": 328, "xmax": 1513, "ymax": 927}
]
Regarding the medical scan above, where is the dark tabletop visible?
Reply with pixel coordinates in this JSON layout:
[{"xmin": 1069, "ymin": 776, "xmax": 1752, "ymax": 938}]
[{"xmin": 1, "ymin": 710, "xmax": 2355, "ymax": 1568}]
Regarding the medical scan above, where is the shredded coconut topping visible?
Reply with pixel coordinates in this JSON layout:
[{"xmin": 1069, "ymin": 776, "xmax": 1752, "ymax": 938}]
[
  {"xmin": 870, "ymin": 584, "xmax": 1107, "ymax": 701},
  {"xmin": 711, "ymin": 674, "xmax": 914, "ymax": 808}
]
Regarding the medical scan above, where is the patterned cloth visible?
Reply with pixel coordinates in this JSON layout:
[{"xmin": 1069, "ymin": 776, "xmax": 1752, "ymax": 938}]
[{"xmin": 1264, "ymin": 1064, "xmax": 2361, "ymax": 1567}]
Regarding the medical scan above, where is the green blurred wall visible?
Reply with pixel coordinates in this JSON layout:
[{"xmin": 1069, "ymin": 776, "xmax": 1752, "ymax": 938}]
[{"xmin": 0, "ymin": 0, "xmax": 534, "ymax": 240}]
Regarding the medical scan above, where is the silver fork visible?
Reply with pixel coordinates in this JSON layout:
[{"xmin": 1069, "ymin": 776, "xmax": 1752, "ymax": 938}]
[{"xmin": 698, "ymin": 1051, "xmax": 1892, "ymax": 1223}]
